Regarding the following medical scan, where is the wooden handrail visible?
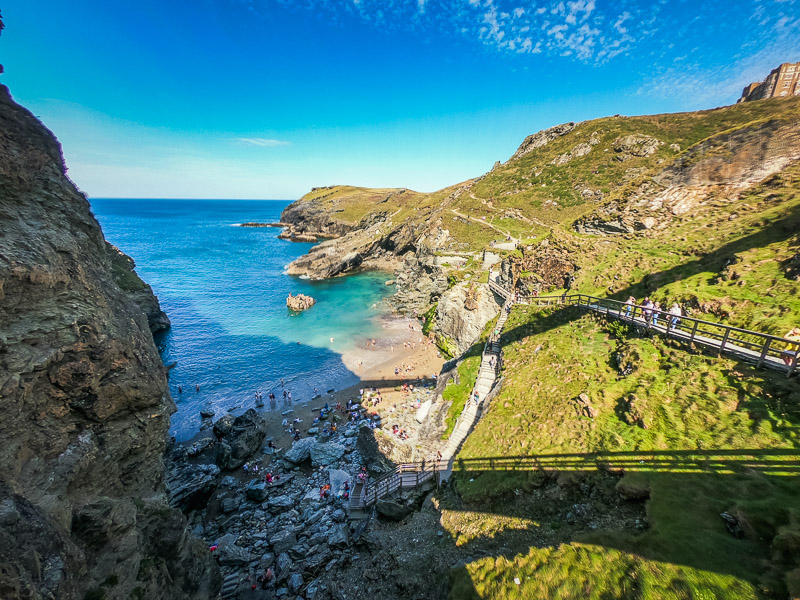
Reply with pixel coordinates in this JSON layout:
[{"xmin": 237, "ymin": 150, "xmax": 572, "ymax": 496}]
[{"xmin": 510, "ymin": 288, "xmax": 798, "ymax": 377}]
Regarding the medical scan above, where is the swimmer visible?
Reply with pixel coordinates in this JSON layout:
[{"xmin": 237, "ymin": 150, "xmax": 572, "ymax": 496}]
[{"xmin": 330, "ymin": 337, "xmax": 334, "ymax": 343}]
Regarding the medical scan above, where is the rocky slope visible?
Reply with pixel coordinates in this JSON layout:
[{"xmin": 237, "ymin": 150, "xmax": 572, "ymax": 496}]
[{"xmin": 0, "ymin": 85, "xmax": 219, "ymax": 600}]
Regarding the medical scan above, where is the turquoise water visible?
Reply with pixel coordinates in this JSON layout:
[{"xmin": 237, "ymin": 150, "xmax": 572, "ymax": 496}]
[{"xmin": 90, "ymin": 199, "xmax": 391, "ymax": 440}]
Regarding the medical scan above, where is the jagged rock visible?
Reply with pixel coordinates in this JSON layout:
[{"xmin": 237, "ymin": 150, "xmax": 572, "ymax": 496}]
[
  {"xmin": 215, "ymin": 409, "xmax": 268, "ymax": 470},
  {"xmin": 327, "ymin": 523, "xmax": 349, "ymax": 548},
  {"xmin": 270, "ymin": 529, "xmax": 297, "ymax": 554},
  {"xmin": 268, "ymin": 495, "xmax": 294, "ymax": 513},
  {"xmin": 310, "ymin": 442, "xmax": 345, "ymax": 467},
  {"xmin": 215, "ymin": 534, "xmax": 250, "ymax": 566},
  {"xmin": 288, "ymin": 572, "xmax": 305, "ymax": 594},
  {"xmin": 357, "ymin": 428, "xmax": 412, "ymax": 473},
  {"xmin": 200, "ymin": 409, "xmax": 215, "ymax": 419},
  {"xmin": 221, "ymin": 497, "xmax": 241, "ymax": 514},
  {"xmin": 275, "ymin": 552, "xmax": 292, "ymax": 582},
  {"xmin": 286, "ymin": 293, "xmax": 315, "ymax": 311},
  {"xmin": 166, "ymin": 462, "xmax": 221, "ymax": 512},
  {"xmin": 612, "ymin": 134, "xmax": 663, "ymax": 159},
  {"xmin": 435, "ymin": 282, "xmax": 501, "ymax": 355},
  {"xmin": 0, "ymin": 85, "xmax": 220, "ymax": 598},
  {"xmin": 551, "ymin": 141, "xmax": 593, "ymax": 165},
  {"xmin": 328, "ymin": 469, "xmax": 351, "ymax": 495},
  {"xmin": 246, "ymin": 480, "xmax": 269, "ymax": 502},
  {"xmin": 284, "ymin": 437, "xmax": 316, "ymax": 464},
  {"xmin": 375, "ymin": 499, "xmax": 412, "ymax": 521},
  {"xmin": 510, "ymin": 122, "xmax": 576, "ymax": 160}
]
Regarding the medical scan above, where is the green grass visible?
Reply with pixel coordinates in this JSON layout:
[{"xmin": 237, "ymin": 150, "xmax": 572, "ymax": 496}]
[
  {"xmin": 441, "ymin": 345, "xmax": 482, "ymax": 439},
  {"xmin": 445, "ymin": 307, "xmax": 800, "ymax": 599}
]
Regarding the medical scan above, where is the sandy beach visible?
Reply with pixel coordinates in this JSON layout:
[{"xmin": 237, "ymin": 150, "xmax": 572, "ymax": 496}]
[{"xmin": 262, "ymin": 313, "xmax": 446, "ymax": 451}]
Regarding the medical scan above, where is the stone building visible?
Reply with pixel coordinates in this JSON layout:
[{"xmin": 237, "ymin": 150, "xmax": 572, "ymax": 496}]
[{"xmin": 739, "ymin": 62, "xmax": 800, "ymax": 102}]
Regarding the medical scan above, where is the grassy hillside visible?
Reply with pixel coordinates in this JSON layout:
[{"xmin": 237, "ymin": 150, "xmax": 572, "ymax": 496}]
[
  {"xmin": 444, "ymin": 306, "xmax": 800, "ymax": 599},
  {"xmin": 284, "ymin": 98, "xmax": 800, "ymax": 598}
]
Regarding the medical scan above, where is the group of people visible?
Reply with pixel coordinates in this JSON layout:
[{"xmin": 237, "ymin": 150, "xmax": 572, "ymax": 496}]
[{"xmin": 623, "ymin": 296, "xmax": 683, "ymax": 327}]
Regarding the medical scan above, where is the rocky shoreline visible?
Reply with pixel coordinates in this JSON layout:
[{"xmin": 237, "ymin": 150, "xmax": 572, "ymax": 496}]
[{"xmin": 167, "ymin": 384, "xmax": 441, "ymax": 599}]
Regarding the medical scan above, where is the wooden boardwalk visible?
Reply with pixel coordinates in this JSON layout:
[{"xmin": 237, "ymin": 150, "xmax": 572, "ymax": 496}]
[{"xmin": 524, "ymin": 293, "xmax": 799, "ymax": 377}]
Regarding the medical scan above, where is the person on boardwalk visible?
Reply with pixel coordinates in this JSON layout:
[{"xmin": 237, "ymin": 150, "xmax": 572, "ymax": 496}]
[
  {"xmin": 652, "ymin": 301, "xmax": 661, "ymax": 327},
  {"xmin": 668, "ymin": 302, "xmax": 683, "ymax": 328},
  {"xmin": 624, "ymin": 296, "xmax": 635, "ymax": 319},
  {"xmin": 782, "ymin": 327, "xmax": 800, "ymax": 366},
  {"xmin": 642, "ymin": 297, "xmax": 654, "ymax": 324}
]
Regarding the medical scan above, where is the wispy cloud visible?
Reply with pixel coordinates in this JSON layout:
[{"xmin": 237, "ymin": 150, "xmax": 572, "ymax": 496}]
[
  {"xmin": 234, "ymin": 137, "xmax": 291, "ymax": 147},
  {"xmin": 240, "ymin": 0, "xmax": 800, "ymax": 70}
]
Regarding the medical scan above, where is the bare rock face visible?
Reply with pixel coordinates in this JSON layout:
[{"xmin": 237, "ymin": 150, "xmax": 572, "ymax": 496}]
[
  {"xmin": 575, "ymin": 119, "xmax": 800, "ymax": 235},
  {"xmin": 0, "ymin": 85, "xmax": 219, "ymax": 599},
  {"xmin": 510, "ymin": 122, "xmax": 576, "ymax": 161},
  {"xmin": 434, "ymin": 282, "xmax": 501, "ymax": 355}
]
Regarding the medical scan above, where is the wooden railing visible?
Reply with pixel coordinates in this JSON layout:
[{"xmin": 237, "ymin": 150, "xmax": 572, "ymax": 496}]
[
  {"xmin": 517, "ymin": 292, "xmax": 800, "ymax": 377},
  {"xmin": 349, "ymin": 459, "xmax": 445, "ymax": 510}
]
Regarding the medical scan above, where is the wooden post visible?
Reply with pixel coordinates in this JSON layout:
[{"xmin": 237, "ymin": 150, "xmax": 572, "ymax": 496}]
[
  {"xmin": 690, "ymin": 320, "xmax": 699, "ymax": 343},
  {"xmin": 757, "ymin": 338, "xmax": 771, "ymax": 368},
  {"xmin": 719, "ymin": 328, "xmax": 731, "ymax": 356}
]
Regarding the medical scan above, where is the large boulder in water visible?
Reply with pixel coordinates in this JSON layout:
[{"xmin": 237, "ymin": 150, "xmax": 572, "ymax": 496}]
[
  {"xmin": 215, "ymin": 409, "xmax": 268, "ymax": 470},
  {"xmin": 166, "ymin": 462, "xmax": 221, "ymax": 512}
]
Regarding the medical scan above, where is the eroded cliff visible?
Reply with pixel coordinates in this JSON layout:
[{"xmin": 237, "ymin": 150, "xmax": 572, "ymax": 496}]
[{"xmin": 0, "ymin": 85, "xmax": 219, "ymax": 600}]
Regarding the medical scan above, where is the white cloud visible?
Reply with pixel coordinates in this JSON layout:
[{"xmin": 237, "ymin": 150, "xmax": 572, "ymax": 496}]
[{"xmin": 235, "ymin": 138, "xmax": 291, "ymax": 147}]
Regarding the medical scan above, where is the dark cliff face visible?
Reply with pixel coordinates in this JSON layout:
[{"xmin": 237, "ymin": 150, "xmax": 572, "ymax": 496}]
[{"xmin": 0, "ymin": 85, "xmax": 219, "ymax": 599}]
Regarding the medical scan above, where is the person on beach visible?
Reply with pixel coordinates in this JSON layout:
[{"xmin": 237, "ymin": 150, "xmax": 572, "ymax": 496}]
[{"xmin": 782, "ymin": 327, "xmax": 800, "ymax": 366}]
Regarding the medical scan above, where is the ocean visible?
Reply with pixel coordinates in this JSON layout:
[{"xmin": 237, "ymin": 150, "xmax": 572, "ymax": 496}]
[{"xmin": 90, "ymin": 198, "xmax": 392, "ymax": 441}]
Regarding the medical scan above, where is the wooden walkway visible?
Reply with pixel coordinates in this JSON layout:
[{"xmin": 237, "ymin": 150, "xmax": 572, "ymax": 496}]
[{"xmin": 524, "ymin": 293, "xmax": 799, "ymax": 377}]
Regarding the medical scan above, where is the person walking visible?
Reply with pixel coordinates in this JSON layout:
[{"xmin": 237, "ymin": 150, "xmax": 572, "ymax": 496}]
[
  {"xmin": 624, "ymin": 296, "xmax": 635, "ymax": 319},
  {"xmin": 668, "ymin": 302, "xmax": 683, "ymax": 328},
  {"xmin": 781, "ymin": 327, "xmax": 800, "ymax": 367},
  {"xmin": 652, "ymin": 301, "xmax": 661, "ymax": 327},
  {"xmin": 642, "ymin": 297, "xmax": 654, "ymax": 325}
]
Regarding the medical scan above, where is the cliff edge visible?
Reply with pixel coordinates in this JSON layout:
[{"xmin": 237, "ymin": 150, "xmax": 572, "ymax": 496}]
[{"xmin": 0, "ymin": 85, "xmax": 219, "ymax": 599}]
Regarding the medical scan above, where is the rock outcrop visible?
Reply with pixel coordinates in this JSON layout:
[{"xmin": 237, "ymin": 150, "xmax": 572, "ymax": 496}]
[
  {"xmin": 0, "ymin": 85, "xmax": 219, "ymax": 599},
  {"xmin": 214, "ymin": 409, "xmax": 268, "ymax": 470},
  {"xmin": 575, "ymin": 119, "xmax": 800, "ymax": 235},
  {"xmin": 286, "ymin": 293, "xmax": 316, "ymax": 311},
  {"xmin": 510, "ymin": 122, "xmax": 577, "ymax": 161},
  {"xmin": 434, "ymin": 282, "xmax": 501, "ymax": 355}
]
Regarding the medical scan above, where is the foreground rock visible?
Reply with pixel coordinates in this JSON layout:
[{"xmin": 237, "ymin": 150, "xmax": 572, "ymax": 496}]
[
  {"xmin": 0, "ymin": 84, "xmax": 219, "ymax": 599},
  {"xmin": 215, "ymin": 409, "xmax": 268, "ymax": 470},
  {"xmin": 167, "ymin": 462, "xmax": 222, "ymax": 512}
]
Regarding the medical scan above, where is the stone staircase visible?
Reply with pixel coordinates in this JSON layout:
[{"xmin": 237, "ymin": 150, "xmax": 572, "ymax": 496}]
[
  {"xmin": 438, "ymin": 299, "xmax": 511, "ymax": 482},
  {"xmin": 348, "ymin": 283, "xmax": 514, "ymax": 514}
]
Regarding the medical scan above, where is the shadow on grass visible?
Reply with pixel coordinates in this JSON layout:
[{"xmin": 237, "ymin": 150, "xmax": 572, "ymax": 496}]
[{"xmin": 438, "ymin": 448, "xmax": 800, "ymax": 599}]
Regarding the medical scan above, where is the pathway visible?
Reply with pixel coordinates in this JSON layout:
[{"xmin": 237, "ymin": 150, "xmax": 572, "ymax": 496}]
[
  {"xmin": 348, "ymin": 282, "xmax": 799, "ymax": 517},
  {"xmin": 348, "ymin": 279, "xmax": 514, "ymax": 515}
]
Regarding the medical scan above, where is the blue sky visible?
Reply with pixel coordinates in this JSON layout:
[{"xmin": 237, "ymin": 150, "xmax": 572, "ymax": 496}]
[{"xmin": 2, "ymin": 0, "xmax": 799, "ymax": 199}]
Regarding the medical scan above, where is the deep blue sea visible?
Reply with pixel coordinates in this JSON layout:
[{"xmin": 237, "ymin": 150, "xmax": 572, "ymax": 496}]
[{"xmin": 91, "ymin": 199, "xmax": 391, "ymax": 441}]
